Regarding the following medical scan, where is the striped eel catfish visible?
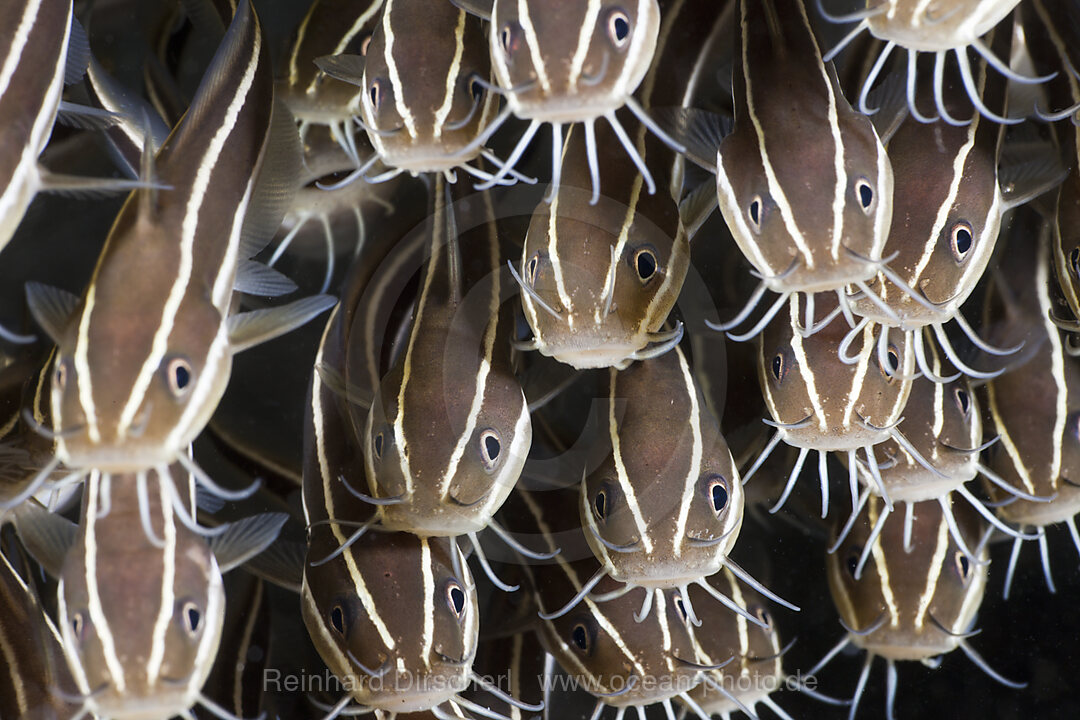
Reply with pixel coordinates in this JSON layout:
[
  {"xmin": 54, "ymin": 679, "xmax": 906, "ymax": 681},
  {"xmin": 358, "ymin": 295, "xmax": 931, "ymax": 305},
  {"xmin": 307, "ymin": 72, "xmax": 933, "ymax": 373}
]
[
  {"xmin": 302, "ymin": 311, "xmax": 507, "ymax": 720},
  {"xmin": 748, "ymin": 292, "xmax": 916, "ymax": 517},
  {"xmin": 514, "ymin": 0, "xmax": 726, "ymax": 370},
  {"xmin": 833, "ymin": 335, "xmax": 1038, "ymax": 580},
  {"xmin": 0, "ymin": 538, "xmax": 80, "ymax": 720},
  {"xmin": 843, "ymin": 24, "xmax": 1054, "ymax": 381},
  {"xmin": 268, "ymin": 124, "xmax": 406, "ymax": 295},
  {"xmin": 358, "ymin": 176, "xmax": 533, "ymax": 553},
  {"xmin": 819, "ymin": 0, "xmax": 1050, "ymax": 123},
  {"xmin": 673, "ymin": 0, "xmax": 898, "ymax": 343},
  {"xmin": 0, "ymin": 0, "xmax": 150, "ymax": 340},
  {"xmin": 448, "ymin": 0, "xmax": 681, "ymax": 197},
  {"xmin": 813, "ymin": 496, "xmax": 1022, "ymax": 720},
  {"xmin": 503, "ymin": 485, "xmax": 720, "ymax": 720},
  {"xmin": 193, "ymin": 571, "xmax": 269, "ymax": 720},
  {"xmin": 280, "ymin": 0, "xmax": 382, "ymax": 162},
  {"xmin": 1025, "ymin": 0, "xmax": 1080, "ymax": 332},
  {"xmin": 26, "ymin": 1, "xmax": 334, "ymax": 480},
  {"xmin": 313, "ymin": 0, "xmax": 518, "ymax": 187},
  {"xmin": 579, "ymin": 342, "xmax": 800, "ymax": 624},
  {"xmin": 11, "ymin": 462, "xmax": 287, "ymax": 720},
  {"xmin": 979, "ymin": 209, "xmax": 1080, "ymax": 598},
  {"xmin": 678, "ymin": 570, "xmax": 824, "ymax": 720},
  {"xmin": 0, "ymin": 347, "xmax": 75, "ymax": 515}
]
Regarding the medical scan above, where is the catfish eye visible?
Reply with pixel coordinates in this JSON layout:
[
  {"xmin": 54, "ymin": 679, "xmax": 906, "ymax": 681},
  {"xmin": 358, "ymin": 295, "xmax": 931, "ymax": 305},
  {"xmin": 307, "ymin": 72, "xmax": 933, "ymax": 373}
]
[
  {"xmin": 165, "ymin": 356, "xmax": 193, "ymax": 396},
  {"xmin": 71, "ymin": 612, "xmax": 85, "ymax": 643},
  {"xmin": 632, "ymin": 246, "xmax": 658, "ymax": 283},
  {"xmin": 606, "ymin": 8, "xmax": 631, "ymax": 48},
  {"xmin": 373, "ymin": 432, "xmax": 384, "ymax": 459},
  {"xmin": 748, "ymin": 195, "xmax": 763, "ymax": 231},
  {"xmin": 1070, "ymin": 247, "xmax": 1080, "ymax": 278},
  {"xmin": 55, "ymin": 361, "xmax": 67, "ymax": 389},
  {"xmin": 593, "ymin": 488, "xmax": 608, "ymax": 521},
  {"xmin": 953, "ymin": 386, "xmax": 971, "ymax": 416},
  {"xmin": 950, "ymin": 221, "xmax": 974, "ymax": 262},
  {"xmin": 181, "ymin": 600, "xmax": 202, "ymax": 636},
  {"xmin": 753, "ymin": 605, "xmax": 772, "ymax": 626},
  {"xmin": 954, "ymin": 550, "xmax": 971, "ymax": 582},
  {"xmin": 879, "ymin": 344, "xmax": 901, "ymax": 379},
  {"xmin": 445, "ymin": 580, "xmax": 467, "ymax": 619},
  {"xmin": 570, "ymin": 620, "xmax": 595, "ymax": 655},
  {"xmin": 855, "ymin": 178, "xmax": 874, "ymax": 212},
  {"xmin": 469, "ymin": 76, "xmax": 483, "ymax": 101},
  {"xmin": 845, "ymin": 546, "xmax": 862, "ymax": 578},
  {"xmin": 479, "ymin": 429, "xmax": 501, "ymax": 471},
  {"xmin": 369, "ymin": 78, "xmax": 384, "ymax": 110},
  {"xmin": 500, "ymin": 22, "xmax": 521, "ymax": 57},
  {"xmin": 770, "ymin": 350, "xmax": 789, "ymax": 384},
  {"xmin": 704, "ymin": 474, "xmax": 730, "ymax": 515},
  {"xmin": 525, "ymin": 252, "xmax": 540, "ymax": 286},
  {"xmin": 329, "ymin": 605, "xmax": 346, "ymax": 635}
]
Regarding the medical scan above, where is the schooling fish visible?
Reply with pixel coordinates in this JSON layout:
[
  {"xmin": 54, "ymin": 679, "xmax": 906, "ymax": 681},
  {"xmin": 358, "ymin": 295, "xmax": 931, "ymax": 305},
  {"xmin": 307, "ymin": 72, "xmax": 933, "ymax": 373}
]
[
  {"xmin": 832, "ymin": 334, "xmax": 1037, "ymax": 581},
  {"xmin": 26, "ymin": 1, "xmax": 333, "ymax": 479},
  {"xmin": 672, "ymin": 0, "xmax": 896, "ymax": 344},
  {"xmin": 301, "ymin": 317, "xmax": 492, "ymax": 719},
  {"xmin": 280, "ymin": 0, "xmax": 383, "ymax": 161},
  {"xmin": 513, "ymin": 0, "xmax": 725, "ymax": 370},
  {"xmin": 579, "ymin": 341, "xmax": 796, "ymax": 624},
  {"xmin": 980, "ymin": 207, "xmax": 1080, "ymax": 598},
  {"xmin": 749, "ymin": 292, "xmax": 915, "ymax": 517},
  {"xmin": 503, "ymin": 485, "xmax": 716, "ymax": 720},
  {"xmin": 814, "ymin": 495, "xmax": 1021, "ymax": 720},
  {"xmin": 314, "ymin": 0, "xmax": 518, "ymax": 186},
  {"xmin": 449, "ymin": 0, "xmax": 683, "ymax": 197},
  {"xmin": 819, "ymin": 1, "xmax": 1049, "ymax": 122},
  {"xmin": 844, "ymin": 25, "xmax": 1061, "ymax": 381},
  {"xmin": 0, "ymin": 539, "xmax": 80, "ymax": 720},
  {"xmin": 357, "ymin": 177, "xmax": 533, "ymax": 550},
  {"xmin": 13, "ymin": 460, "xmax": 285, "ymax": 720}
]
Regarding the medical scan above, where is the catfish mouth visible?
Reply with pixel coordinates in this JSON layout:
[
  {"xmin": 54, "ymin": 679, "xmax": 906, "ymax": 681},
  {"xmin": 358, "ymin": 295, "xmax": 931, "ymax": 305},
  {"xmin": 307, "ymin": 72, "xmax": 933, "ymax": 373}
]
[
  {"xmin": 363, "ymin": 670, "xmax": 470, "ymax": 713},
  {"xmin": 379, "ymin": 504, "xmax": 491, "ymax": 537},
  {"xmin": 512, "ymin": 94, "xmax": 625, "ymax": 124},
  {"xmin": 998, "ymin": 490, "xmax": 1080, "ymax": 528},
  {"xmin": 781, "ymin": 425, "xmax": 890, "ymax": 452},
  {"xmin": 378, "ymin": 143, "xmax": 482, "ymax": 174},
  {"xmin": 619, "ymin": 561, "xmax": 723, "ymax": 589},
  {"xmin": 90, "ymin": 689, "xmax": 196, "ymax": 720},
  {"xmin": 765, "ymin": 259, "xmax": 878, "ymax": 295},
  {"xmin": 543, "ymin": 341, "xmax": 642, "ymax": 370},
  {"xmin": 59, "ymin": 442, "xmax": 178, "ymax": 474},
  {"xmin": 853, "ymin": 638, "xmax": 960, "ymax": 662}
]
